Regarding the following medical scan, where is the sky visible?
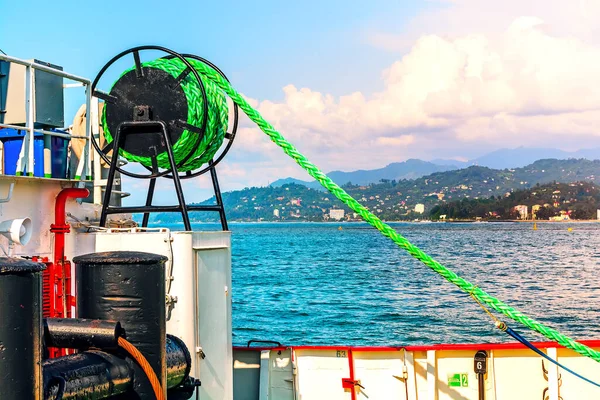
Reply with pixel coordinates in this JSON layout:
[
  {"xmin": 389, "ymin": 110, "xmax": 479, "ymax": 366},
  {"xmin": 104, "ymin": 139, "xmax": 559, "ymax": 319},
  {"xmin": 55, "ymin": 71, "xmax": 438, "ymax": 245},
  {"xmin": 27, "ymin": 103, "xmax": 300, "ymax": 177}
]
[{"xmin": 2, "ymin": 0, "xmax": 600, "ymax": 204}]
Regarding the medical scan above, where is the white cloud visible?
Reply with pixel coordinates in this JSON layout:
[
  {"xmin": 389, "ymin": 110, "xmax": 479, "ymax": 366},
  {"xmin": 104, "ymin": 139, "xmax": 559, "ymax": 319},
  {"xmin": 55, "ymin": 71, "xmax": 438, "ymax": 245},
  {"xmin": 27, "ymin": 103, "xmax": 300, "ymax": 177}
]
[
  {"xmin": 245, "ymin": 16, "xmax": 600, "ymax": 159},
  {"xmin": 374, "ymin": 0, "xmax": 600, "ymax": 47},
  {"xmin": 375, "ymin": 135, "xmax": 415, "ymax": 146}
]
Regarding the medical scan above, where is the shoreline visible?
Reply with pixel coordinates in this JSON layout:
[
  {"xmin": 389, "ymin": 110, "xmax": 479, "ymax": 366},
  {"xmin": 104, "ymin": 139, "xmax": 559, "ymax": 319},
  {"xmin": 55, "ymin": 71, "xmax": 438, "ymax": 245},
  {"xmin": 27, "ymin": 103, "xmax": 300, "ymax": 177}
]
[{"xmin": 150, "ymin": 219, "xmax": 600, "ymax": 225}]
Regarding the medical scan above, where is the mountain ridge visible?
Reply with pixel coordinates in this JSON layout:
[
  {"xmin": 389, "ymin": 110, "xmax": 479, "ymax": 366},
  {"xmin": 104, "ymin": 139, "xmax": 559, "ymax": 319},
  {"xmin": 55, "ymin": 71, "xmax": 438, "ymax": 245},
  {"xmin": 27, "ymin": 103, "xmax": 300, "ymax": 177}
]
[
  {"xmin": 271, "ymin": 147, "xmax": 600, "ymax": 189},
  {"xmin": 270, "ymin": 159, "xmax": 457, "ymax": 189}
]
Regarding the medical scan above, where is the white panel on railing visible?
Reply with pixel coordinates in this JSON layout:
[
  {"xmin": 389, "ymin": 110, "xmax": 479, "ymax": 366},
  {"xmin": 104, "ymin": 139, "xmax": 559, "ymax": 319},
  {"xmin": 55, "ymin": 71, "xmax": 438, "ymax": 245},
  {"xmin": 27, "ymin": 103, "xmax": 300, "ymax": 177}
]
[
  {"xmin": 352, "ymin": 351, "xmax": 407, "ymax": 400},
  {"xmin": 493, "ymin": 349, "xmax": 548, "ymax": 399},
  {"xmin": 295, "ymin": 349, "xmax": 351, "ymax": 400},
  {"xmin": 94, "ymin": 229, "xmax": 233, "ymax": 399},
  {"xmin": 555, "ymin": 347, "xmax": 600, "ymax": 399},
  {"xmin": 268, "ymin": 349, "xmax": 293, "ymax": 400}
]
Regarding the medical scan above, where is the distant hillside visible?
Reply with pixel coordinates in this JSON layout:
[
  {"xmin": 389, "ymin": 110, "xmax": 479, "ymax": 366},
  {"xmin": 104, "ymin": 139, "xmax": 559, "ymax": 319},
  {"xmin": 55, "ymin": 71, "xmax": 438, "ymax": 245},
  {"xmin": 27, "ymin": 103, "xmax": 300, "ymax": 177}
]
[
  {"xmin": 271, "ymin": 159, "xmax": 457, "ymax": 190},
  {"xmin": 430, "ymin": 181, "xmax": 600, "ymax": 220},
  {"xmin": 152, "ymin": 158, "xmax": 600, "ymax": 223}
]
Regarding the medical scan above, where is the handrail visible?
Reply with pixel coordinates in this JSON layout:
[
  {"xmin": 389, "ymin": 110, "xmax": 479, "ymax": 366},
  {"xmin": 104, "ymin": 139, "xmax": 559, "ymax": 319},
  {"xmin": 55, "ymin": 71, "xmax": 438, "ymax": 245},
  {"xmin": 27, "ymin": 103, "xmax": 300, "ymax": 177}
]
[
  {"xmin": 0, "ymin": 123, "xmax": 88, "ymax": 139},
  {"xmin": 0, "ymin": 54, "xmax": 93, "ymax": 180},
  {"xmin": 0, "ymin": 54, "xmax": 90, "ymax": 84},
  {"xmin": 247, "ymin": 340, "xmax": 284, "ymax": 348},
  {"xmin": 233, "ymin": 339, "xmax": 600, "ymax": 352}
]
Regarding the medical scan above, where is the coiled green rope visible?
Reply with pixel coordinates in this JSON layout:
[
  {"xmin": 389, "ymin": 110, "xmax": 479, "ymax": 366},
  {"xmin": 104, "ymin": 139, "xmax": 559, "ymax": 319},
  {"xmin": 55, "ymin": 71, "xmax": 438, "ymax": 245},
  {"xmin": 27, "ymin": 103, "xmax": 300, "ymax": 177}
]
[
  {"xmin": 101, "ymin": 58, "xmax": 228, "ymax": 171},
  {"xmin": 113, "ymin": 57, "xmax": 600, "ymax": 362}
]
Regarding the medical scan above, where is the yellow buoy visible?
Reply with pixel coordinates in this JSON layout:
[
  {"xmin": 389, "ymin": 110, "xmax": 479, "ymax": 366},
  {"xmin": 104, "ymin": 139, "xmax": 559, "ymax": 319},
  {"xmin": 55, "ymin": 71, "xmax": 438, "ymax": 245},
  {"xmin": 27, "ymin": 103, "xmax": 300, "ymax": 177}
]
[
  {"xmin": 533, "ymin": 222, "xmax": 537, "ymax": 231},
  {"xmin": 568, "ymin": 227, "xmax": 573, "ymax": 232},
  {"xmin": 338, "ymin": 226, "xmax": 343, "ymax": 231}
]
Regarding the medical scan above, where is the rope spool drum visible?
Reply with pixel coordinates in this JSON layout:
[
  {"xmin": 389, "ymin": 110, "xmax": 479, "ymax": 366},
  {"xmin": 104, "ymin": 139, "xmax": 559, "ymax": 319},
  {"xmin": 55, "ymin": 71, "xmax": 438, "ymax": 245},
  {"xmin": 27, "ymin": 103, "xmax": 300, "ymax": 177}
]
[{"xmin": 100, "ymin": 58, "xmax": 228, "ymax": 173}]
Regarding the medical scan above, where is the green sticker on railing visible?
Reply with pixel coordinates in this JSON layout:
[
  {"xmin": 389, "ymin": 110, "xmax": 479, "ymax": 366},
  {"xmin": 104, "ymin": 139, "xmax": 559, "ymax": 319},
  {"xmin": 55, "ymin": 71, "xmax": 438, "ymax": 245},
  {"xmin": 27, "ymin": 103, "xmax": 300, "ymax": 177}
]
[{"xmin": 448, "ymin": 373, "xmax": 468, "ymax": 387}]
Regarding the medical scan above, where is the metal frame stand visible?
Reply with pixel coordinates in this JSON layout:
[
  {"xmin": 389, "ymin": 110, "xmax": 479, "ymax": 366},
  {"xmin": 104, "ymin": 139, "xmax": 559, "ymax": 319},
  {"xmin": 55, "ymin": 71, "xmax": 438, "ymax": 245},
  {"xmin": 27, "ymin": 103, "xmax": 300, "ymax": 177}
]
[{"xmin": 99, "ymin": 121, "xmax": 228, "ymax": 231}]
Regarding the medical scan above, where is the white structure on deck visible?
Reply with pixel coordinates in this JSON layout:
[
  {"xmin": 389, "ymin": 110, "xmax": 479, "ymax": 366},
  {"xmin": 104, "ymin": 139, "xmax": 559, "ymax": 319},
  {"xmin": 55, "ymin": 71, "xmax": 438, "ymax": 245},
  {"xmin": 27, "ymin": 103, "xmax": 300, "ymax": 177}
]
[{"xmin": 86, "ymin": 229, "xmax": 232, "ymax": 400}]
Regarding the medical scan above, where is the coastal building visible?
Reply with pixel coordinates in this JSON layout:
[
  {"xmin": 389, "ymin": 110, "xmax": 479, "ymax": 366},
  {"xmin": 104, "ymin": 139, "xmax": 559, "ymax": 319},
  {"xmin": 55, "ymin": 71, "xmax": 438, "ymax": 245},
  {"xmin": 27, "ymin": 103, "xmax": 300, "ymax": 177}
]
[
  {"xmin": 532, "ymin": 204, "xmax": 542, "ymax": 219},
  {"xmin": 291, "ymin": 198, "xmax": 302, "ymax": 206},
  {"xmin": 414, "ymin": 204, "xmax": 425, "ymax": 214},
  {"xmin": 273, "ymin": 209, "xmax": 280, "ymax": 218},
  {"xmin": 514, "ymin": 205, "xmax": 528, "ymax": 219},
  {"xmin": 329, "ymin": 209, "xmax": 345, "ymax": 220},
  {"xmin": 597, "ymin": 209, "xmax": 600, "ymax": 220}
]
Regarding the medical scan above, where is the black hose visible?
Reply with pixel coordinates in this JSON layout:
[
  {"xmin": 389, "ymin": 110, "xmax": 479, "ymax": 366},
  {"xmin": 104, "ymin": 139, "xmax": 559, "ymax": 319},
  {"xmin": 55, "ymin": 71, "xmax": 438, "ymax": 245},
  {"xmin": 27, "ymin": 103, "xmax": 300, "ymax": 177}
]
[{"xmin": 45, "ymin": 376, "xmax": 66, "ymax": 400}]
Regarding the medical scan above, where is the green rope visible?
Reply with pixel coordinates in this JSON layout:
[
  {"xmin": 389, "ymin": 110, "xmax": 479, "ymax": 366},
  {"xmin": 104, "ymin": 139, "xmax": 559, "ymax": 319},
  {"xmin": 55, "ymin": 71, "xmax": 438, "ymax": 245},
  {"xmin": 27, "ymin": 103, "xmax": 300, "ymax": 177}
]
[
  {"xmin": 101, "ymin": 58, "xmax": 228, "ymax": 172},
  {"xmin": 188, "ymin": 61, "xmax": 600, "ymax": 363}
]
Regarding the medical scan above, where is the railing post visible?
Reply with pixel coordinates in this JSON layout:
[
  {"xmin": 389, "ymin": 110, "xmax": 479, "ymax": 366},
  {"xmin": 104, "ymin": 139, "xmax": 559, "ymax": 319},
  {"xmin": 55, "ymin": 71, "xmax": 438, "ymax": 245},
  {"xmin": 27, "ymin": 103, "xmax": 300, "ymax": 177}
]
[{"xmin": 27, "ymin": 65, "xmax": 35, "ymax": 176}]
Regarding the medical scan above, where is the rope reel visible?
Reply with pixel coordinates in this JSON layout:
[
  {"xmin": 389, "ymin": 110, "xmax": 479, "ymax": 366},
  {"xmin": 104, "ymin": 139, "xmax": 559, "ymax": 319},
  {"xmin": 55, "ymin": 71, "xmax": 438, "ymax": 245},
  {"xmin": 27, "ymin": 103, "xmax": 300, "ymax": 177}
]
[{"xmin": 91, "ymin": 46, "xmax": 238, "ymax": 179}]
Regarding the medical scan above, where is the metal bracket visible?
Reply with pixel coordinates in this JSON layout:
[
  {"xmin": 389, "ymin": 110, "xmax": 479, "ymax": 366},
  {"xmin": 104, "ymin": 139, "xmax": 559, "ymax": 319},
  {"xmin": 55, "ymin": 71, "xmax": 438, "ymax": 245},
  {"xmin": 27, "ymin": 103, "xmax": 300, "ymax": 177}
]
[
  {"xmin": 0, "ymin": 182, "xmax": 15, "ymax": 203},
  {"xmin": 195, "ymin": 346, "xmax": 206, "ymax": 359},
  {"xmin": 166, "ymin": 295, "xmax": 178, "ymax": 306}
]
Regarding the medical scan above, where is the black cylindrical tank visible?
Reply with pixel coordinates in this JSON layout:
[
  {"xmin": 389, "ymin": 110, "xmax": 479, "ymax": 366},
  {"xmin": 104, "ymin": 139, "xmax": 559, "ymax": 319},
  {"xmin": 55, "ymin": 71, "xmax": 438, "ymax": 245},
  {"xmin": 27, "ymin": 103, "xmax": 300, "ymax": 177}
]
[
  {"xmin": 0, "ymin": 257, "xmax": 46, "ymax": 400},
  {"xmin": 73, "ymin": 251, "xmax": 168, "ymax": 399}
]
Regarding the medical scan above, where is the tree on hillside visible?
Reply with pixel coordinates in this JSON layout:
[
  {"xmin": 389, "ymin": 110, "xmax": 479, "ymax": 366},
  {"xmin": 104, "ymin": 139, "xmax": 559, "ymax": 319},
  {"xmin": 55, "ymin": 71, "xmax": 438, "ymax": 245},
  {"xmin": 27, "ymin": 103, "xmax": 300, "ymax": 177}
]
[
  {"xmin": 534, "ymin": 206, "xmax": 557, "ymax": 220},
  {"xmin": 570, "ymin": 204, "xmax": 597, "ymax": 220}
]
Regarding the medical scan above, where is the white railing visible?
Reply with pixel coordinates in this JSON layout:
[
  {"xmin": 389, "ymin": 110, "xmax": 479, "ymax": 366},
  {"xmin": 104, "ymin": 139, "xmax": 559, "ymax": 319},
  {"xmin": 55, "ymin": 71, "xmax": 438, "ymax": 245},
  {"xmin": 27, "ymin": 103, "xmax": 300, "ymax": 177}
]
[{"xmin": 0, "ymin": 54, "xmax": 92, "ymax": 181}]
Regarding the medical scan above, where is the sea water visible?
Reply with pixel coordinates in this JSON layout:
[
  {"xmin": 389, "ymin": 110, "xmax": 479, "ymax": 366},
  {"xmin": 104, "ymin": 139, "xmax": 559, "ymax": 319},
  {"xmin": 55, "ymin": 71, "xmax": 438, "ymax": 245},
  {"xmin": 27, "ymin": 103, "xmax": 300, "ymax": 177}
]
[{"xmin": 163, "ymin": 221, "xmax": 600, "ymax": 346}]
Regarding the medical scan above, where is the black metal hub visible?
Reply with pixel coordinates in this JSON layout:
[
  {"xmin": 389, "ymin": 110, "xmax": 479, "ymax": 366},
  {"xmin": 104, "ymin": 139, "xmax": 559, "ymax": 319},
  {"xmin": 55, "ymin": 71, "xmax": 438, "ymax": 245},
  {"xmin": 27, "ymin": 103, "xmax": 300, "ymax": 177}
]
[{"xmin": 104, "ymin": 67, "xmax": 187, "ymax": 158}]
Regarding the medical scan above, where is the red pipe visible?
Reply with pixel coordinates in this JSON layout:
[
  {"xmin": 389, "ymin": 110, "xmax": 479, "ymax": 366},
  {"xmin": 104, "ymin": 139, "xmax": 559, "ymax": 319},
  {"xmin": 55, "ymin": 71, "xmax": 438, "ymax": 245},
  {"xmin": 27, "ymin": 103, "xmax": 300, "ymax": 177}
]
[
  {"xmin": 348, "ymin": 349, "xmax": 357, "ymax": 400},
  {"xmin": 51, "ymin": 188, "xmax": 89, "ymax": 264},
  {"xmin": 50, "ymin": 188, "xmax": 89, "ymax": 320}
]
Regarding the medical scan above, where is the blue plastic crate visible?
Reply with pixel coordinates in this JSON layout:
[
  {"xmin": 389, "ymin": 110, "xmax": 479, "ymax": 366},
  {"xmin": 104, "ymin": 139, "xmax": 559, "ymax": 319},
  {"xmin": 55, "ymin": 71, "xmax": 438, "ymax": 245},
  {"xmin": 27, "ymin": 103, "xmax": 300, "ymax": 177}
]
[{"xmin": 0, "ymin": 128, "xmax": 70, "ymax": 178}]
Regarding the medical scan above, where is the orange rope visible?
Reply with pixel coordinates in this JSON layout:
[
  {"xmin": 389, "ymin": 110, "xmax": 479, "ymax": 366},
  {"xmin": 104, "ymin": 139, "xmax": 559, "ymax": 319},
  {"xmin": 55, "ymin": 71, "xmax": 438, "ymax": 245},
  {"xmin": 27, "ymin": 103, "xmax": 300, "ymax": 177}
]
[{"xmin": 118, "ymin": 336, "xmax": 165, "ymax": 400}]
